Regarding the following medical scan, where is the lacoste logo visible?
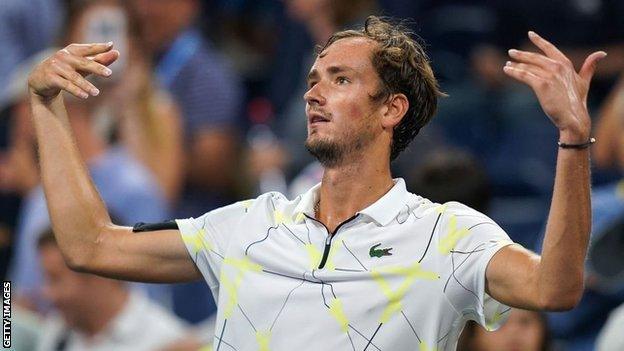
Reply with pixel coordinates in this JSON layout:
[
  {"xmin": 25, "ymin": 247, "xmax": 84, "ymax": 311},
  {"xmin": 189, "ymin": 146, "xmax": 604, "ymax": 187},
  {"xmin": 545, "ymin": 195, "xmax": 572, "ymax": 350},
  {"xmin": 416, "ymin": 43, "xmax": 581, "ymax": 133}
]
[{"xmin": 369, "ymin": 243, "xmax": 393, "ymax": 258}]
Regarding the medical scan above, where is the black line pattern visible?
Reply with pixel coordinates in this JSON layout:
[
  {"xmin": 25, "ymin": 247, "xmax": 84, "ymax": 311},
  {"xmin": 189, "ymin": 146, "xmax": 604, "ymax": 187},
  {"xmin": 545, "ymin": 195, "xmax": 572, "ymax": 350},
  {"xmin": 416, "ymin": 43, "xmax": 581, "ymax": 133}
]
[
  {"xmin": 348, "ymin": 325, "xmax": 382, "ymax": 351},
  {"xmin": 238, "ymin": 304, "xmax": 256, "ymax": 332},
  {"xmin": 401, "ymin": 311, "xmax": 421, "ymax": 343},
  {"xmin": 213, "ymin": 335, "xmax": 238, "ymax": 351},
  {"xmin": 437, "ymin": 329, "xmax": 451, "ymax": 343},
  {"xmin": 444, "ymin": 243, "xmax": 488, "ymax": 310},
  {"xmin": 346, "ymin": 330, "xmax": 357, "ymax": 351},
  {"xmin": 363, "ymin": 323, "xmax": 383, "ymax": 351},
  {"xmin": 468, "ymin": 221, "xmax": 497, "ymax": 231},
  {"xmin": 270, "ymin": 279, "xmax": 306, "ymax": 330},
  {"xmin": 245, "ymin": 225, "xmax": 279, "ymax": 255},
  {"xmin": 282, "ymin": 223, "xmax": 306, "ymax": 244},
  {"xmin": 216, "ymin": 319, "xmax": 228, "ymax": 351},
  {"xmin": 418, "ymin": 212, "xmax": 442, "ymax": 263},
  {"xmin": 342, "ymin": 240, "xmax": 368, "ymax": 271},
  {"xmin": 334, "ymin": 267, "xmax": 367, "ymax": 272}
]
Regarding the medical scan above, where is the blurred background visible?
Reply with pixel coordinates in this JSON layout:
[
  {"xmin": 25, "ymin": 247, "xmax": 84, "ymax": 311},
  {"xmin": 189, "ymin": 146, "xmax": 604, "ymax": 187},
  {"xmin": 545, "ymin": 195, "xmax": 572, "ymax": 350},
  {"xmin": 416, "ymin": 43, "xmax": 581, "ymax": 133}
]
[{"xmin": 1, "ymin": 0, "xmax": 624, "ymax": 350}]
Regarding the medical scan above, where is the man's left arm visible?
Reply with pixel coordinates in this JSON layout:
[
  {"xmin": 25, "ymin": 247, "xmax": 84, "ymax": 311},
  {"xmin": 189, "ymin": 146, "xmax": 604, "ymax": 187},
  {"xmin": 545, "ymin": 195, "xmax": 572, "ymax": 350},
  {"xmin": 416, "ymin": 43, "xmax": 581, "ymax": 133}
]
[{"xmin": 485, "ymin": 32, "xmax": 607, "ymax": 311}]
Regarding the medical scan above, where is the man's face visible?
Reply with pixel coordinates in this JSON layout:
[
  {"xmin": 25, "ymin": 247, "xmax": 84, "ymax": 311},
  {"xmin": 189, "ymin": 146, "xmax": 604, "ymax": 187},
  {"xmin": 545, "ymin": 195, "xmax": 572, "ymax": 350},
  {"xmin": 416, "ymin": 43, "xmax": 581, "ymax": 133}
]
[
  {"xmin": 130, "ymin": 0, "xmax": 196, "ymax": 51},
  {"xmin": 304, "ymin": 37, "xmax": 385, "ymax": 167},
  {"xmin": 40, "ymin": 244, "xmax": 90, "ymax": 329}
]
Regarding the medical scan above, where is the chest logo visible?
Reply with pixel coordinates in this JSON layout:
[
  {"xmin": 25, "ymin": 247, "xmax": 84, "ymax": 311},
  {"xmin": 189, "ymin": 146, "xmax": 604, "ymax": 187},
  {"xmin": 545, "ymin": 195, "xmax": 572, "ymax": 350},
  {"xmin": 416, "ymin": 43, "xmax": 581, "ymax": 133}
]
[{"xmin": 369, "ymin": 243, "xmax": 393, "ymax": 258}]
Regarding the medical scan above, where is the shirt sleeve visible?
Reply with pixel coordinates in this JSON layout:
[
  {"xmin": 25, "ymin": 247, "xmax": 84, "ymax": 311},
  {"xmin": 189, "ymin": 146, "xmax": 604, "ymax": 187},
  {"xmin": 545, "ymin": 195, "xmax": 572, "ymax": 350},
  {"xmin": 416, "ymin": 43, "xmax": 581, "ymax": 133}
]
[
  {"xmin": 175, "ymin": 200, "xmax": 251, "ymax": 294},
  {"xmin": 439, "ymin": 202, "xmax": 514, "ymax": 331}
]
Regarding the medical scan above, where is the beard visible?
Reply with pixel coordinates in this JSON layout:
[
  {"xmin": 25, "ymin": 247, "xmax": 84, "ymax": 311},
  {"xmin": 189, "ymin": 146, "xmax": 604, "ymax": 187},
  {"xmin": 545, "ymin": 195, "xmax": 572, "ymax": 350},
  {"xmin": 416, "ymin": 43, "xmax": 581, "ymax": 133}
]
[
  {"xmin": 305, "ymin": 137, "xmax": 347, "ymax": 168},
  {"xmin": 305, "ymin": 127, "xmax": 374, "ymax": 168}
]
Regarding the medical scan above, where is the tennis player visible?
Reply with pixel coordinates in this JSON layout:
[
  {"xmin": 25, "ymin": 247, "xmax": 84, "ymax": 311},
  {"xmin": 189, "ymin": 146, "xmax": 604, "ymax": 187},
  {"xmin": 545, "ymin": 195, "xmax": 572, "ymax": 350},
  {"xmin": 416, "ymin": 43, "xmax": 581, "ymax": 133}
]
[{"xmin": 27, "ymin": 16, "xmax": 604, "ymax": 350}]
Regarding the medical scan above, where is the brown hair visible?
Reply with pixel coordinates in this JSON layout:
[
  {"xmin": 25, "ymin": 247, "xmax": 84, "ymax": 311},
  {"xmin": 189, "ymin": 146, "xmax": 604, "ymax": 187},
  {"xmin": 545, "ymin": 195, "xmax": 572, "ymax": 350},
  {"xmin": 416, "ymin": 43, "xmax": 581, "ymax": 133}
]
[{"xmin": 319, "ymin": 16, "xmax": 444, "ymax": 161}]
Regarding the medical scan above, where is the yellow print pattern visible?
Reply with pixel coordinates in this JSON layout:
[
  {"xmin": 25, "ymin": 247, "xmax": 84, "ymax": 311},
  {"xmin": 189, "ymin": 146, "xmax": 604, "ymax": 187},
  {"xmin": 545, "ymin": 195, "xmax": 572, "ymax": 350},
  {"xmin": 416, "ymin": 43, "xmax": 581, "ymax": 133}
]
[
  {"xmin": 372, "ymin": 263, "xmax": 439, "ymax": 323},
  {"xmin": 328, "ymin": 298, "xmax": 350, "ymax": 332},
  {"xmin": 256, "ymin": 330, "xmax": 272, "ymax": 351},
  {"xmin": 182, "ymin": 229, "xmax": 212, "ymax": 255},
  {"xmin": 220, "ymin": 257, "xmax": 263, "ymax": 318},
  {"xmin": 437, "ymin": 215, "xmax": 470, "ymax": 255}
]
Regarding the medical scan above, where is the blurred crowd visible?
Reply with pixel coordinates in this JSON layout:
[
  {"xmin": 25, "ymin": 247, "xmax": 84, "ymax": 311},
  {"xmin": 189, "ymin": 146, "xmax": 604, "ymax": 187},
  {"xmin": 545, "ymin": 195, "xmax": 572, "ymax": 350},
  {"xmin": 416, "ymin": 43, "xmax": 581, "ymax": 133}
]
[{"xmin": 1, "ymin": 0, "xmax": 624, "ymax": 350}]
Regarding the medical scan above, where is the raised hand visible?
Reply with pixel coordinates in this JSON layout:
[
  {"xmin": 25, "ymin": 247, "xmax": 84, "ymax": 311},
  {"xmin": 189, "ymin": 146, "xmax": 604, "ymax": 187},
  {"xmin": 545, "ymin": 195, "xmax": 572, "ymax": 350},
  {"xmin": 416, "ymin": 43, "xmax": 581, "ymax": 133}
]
[
  {"xmin": 503, "ymin": 31, "xmax": 606, "ymax": 142},
  {"xmin": 28, "ymin": 43, "xmax": 119, "ymax": 100}
]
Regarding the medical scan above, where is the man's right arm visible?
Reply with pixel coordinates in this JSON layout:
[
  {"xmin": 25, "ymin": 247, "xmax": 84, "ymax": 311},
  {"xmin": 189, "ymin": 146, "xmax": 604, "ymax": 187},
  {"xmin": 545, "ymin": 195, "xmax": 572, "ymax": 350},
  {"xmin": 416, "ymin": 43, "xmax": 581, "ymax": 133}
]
[{"xmin": 28, "ymin": 43, "xmax": 200, "ymax": 283}]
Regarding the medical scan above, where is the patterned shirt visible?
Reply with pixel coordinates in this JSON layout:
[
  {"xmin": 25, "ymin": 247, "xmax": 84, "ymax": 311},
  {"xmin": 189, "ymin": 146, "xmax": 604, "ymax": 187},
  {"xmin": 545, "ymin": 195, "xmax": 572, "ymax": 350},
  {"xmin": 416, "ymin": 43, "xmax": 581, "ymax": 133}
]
[{"xmin": 176, "ymin": 178, "xmax": 513, "ymax": 350}]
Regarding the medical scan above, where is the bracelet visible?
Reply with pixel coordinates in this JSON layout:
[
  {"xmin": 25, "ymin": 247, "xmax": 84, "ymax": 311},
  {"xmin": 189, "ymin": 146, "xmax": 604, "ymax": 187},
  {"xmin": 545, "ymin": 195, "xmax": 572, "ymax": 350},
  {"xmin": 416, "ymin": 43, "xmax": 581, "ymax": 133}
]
[{"xmin": 558, "ymin": 137, "xmax": 596, "ymax": 149}]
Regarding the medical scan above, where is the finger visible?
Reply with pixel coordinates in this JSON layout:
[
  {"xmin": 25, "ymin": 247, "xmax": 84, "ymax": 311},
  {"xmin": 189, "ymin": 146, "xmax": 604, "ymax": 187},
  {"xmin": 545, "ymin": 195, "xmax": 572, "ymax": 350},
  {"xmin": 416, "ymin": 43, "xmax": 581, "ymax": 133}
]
[
  {"xmin": 63, "ymin": 54, "xmax": 112, "ymax": 78},
  {"xmin": 579, "ymin": 51, "xmax": 607, "ymax": 82},
  {"xmin": 53, "ymin": 62, "xmax": 100, "ymax": 96},
  {"xmin": 505, "ymin": 60, "xmax": 549, "ymax": 78},
  {"xmin": 65, "ymin": 42, "xmax": 114, "ymax": 57},
  {"xmin": 508, "ymin": 49, "xmax": 558, "ymax": 71},
  {"xmin": 503, "ymin": 65, "xmax": 545, "ymax": 88},
  {"xmin": 528, "ymin": 31, "xmax": 568, "ymax": 62},
  {"xmin": 51, "ymin": 75, "xmax": 89, "ymax": 99},
  {"xmin": 90, "ymin": 50, "xmax": 120, "ymax": 67}
]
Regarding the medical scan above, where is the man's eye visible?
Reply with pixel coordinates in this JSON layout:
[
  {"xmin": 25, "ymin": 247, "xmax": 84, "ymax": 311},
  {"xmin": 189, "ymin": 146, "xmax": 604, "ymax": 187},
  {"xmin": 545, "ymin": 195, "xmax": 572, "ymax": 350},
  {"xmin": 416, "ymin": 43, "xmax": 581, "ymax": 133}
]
[
  {"xmin": 308, "ymin": 81, "xmax": 317, "ymax": 89},
  {"xmin": 337, "ymin": 77, "xmax": 349, "ymax": 84}
]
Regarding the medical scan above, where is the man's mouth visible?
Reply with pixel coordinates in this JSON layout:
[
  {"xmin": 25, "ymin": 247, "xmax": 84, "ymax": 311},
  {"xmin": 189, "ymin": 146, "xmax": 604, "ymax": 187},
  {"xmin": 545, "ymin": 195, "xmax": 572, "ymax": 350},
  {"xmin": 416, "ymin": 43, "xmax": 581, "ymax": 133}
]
[{"xmin": 309, "ymin": 112, "xmax": 330, "ymax": 124}]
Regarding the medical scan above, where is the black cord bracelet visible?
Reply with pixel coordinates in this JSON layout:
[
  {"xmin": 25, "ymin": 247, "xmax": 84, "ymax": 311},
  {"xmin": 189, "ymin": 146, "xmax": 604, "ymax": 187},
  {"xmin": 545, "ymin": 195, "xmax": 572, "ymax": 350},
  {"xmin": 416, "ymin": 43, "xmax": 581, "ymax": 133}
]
[{"xmin": 557, "ymin": 137, "xmax": 596, "ymax": 149}]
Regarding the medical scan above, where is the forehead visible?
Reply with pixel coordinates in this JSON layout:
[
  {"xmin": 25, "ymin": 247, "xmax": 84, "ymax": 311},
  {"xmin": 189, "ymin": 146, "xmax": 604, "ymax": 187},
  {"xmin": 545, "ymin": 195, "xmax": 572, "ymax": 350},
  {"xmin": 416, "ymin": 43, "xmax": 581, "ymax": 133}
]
[{"xmin": 310, "ymin": 37, "xmax": 378, "ymax": 73}]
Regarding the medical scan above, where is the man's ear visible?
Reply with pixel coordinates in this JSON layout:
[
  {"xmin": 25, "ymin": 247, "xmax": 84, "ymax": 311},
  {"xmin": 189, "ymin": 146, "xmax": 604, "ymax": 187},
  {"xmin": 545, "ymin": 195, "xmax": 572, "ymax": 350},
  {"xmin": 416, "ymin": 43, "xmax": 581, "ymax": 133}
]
[{"xmin": 381, "ymin": 93, "xmax": 409, "ymax": 130}]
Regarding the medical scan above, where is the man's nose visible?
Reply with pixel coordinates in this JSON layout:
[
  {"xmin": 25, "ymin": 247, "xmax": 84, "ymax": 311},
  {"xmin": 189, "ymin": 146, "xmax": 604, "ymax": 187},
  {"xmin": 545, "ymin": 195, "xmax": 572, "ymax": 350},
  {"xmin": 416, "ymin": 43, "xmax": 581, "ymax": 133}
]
[{"xmin": 304, "ymin": 83, "xmax": 326, "ymax": 106}]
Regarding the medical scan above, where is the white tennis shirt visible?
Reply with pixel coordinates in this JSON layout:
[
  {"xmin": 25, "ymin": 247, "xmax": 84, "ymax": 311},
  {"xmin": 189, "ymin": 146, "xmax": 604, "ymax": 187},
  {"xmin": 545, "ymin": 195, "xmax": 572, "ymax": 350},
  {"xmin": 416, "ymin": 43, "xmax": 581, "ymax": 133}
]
[{"xmin": 176, "ymin": 178, "xmax": 513, "ymax": 350}]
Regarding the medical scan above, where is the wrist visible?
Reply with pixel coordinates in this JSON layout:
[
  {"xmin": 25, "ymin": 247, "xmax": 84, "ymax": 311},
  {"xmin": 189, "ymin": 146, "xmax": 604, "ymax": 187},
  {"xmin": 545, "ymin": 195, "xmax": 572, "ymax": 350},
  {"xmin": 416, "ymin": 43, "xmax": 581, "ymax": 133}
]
[
  {"xmin": 29, "ymin": 87, "xmax": 61, "ymax": 105},
  {"xmin": 559, "ymin": 127, "xmax": 590, "ymax": 145}
]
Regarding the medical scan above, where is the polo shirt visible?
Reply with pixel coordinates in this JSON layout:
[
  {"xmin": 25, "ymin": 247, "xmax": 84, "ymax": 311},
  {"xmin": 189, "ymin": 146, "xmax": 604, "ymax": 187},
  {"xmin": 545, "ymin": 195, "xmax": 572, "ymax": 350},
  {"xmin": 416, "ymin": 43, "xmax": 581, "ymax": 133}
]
[{"xmin": 176, "ymin": 178, "xmax": 513, "ymax": 350}]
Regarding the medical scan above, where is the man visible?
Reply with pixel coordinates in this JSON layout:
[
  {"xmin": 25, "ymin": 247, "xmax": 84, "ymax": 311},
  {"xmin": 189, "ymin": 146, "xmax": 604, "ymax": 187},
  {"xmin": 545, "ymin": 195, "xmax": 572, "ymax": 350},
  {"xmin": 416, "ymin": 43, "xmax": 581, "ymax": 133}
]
[
  {"xmin": 27, "ymin": 16, "xmax": 604, "ymax": 350},
  {"xmin": 36, "ymin": 229, "xmax": 187, "ymax": 351}
]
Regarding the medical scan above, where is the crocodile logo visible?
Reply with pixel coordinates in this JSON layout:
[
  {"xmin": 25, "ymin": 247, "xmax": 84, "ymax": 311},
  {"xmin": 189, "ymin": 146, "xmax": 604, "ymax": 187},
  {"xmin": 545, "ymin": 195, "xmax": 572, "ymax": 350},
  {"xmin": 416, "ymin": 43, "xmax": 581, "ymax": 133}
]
[{"xmin": 369, "ymin": 243, "xmax": 393, "ymax": 258}]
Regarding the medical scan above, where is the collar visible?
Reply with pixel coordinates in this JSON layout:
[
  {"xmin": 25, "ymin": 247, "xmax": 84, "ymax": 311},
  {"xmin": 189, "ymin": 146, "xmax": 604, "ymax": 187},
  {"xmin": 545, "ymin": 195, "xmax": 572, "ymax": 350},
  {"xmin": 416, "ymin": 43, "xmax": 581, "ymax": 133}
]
[
  {"xmin": 293, "ymin": 182, "xmax": 321, "ymax": 222},
  {"xmin": 358, "ymin": 178, "xmax": 408, "ymax": 226},
  {"xmin": 292, "ymin": 178, "xmax": 408, "ymax": 226}
]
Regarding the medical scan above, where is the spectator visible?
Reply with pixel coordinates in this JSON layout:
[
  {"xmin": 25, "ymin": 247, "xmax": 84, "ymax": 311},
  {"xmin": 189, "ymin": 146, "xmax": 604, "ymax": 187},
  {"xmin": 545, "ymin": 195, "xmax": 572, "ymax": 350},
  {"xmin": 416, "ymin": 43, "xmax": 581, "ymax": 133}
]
[
  {"xmin": 129, "ymin": 0, "xmax": 244, "ymax": 324},
  {"xmin": 531, "ymin": 71, "xmax": 624, "ymax": 351},
  {"xmin": 594, "ymin": 73, "xmax": 624, "ymax": 171},
  {"xmin": 406, "ymin": 149, "xmax": 491, "ymax": 213},
  {"xmin": 0, "ymin": 0, "xmax": 64, "ymax": 284},
  {"xmin": 130, "ymin": 0, "xmax": 244, "ymax": 213},
  {"xmin": 65, "ymin": 0, "xmax": 185, "ymax": 204},
  {"xmin": 36, "ymin": 229, "xmax": 187, "ymax": 351},
  {"xmin": 596, "ymin": 303, "xmax": 624, "ymax": 351},
  {"xmin": 7, "ymin": 1, "xmax": 178, "ymax": 307},
  {"xmin": 0, "ymin": 0, "xmax": 63, "ymax": 107},
  {"xmin": 458, "ymin": 308, "xmax": 551, "ymax": 351}
]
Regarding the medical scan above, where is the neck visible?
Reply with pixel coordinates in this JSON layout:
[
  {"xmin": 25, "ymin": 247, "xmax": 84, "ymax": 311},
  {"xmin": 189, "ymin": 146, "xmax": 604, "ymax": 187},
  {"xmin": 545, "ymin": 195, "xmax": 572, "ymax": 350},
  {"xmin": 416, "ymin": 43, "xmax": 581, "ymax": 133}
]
[
  {"xmin": 317, "ymin": 152, "xmax": 393, "ymax": 232},
  {"xmin": 77, "ymin": 286, "xmax": 129, "ymax": 337}
]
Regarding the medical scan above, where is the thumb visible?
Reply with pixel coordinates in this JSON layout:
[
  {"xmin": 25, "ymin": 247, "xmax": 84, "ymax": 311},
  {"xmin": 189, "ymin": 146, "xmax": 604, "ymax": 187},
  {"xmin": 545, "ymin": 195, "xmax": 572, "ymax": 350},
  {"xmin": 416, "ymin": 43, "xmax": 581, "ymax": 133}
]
[{"xmin": 579, "ymin": 51, "xmax": 607, "ymax": 82}]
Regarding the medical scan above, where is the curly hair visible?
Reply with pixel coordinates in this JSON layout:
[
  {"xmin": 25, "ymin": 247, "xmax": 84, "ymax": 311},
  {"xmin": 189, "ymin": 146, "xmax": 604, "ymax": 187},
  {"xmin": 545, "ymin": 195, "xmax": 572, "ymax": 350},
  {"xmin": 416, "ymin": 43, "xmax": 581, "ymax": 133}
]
[{"xmin": 318, "ymin": 16, "xmax": 444, "ymax": 161}]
